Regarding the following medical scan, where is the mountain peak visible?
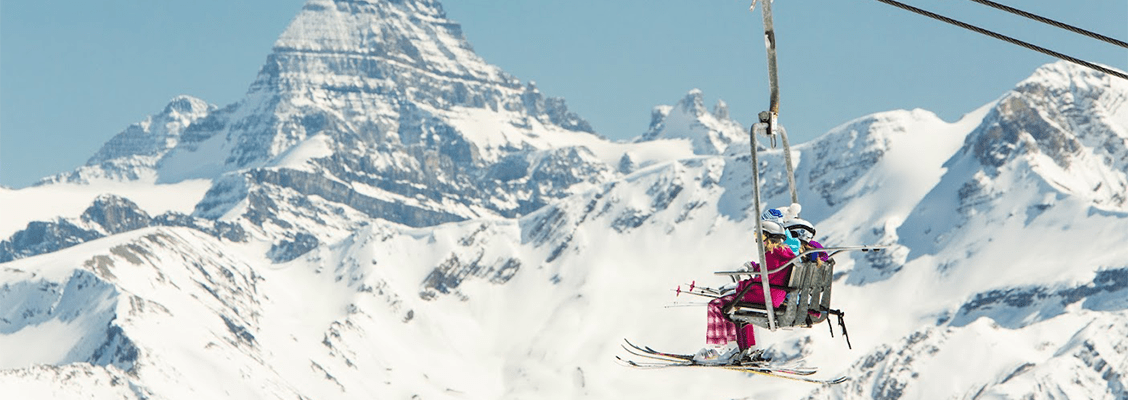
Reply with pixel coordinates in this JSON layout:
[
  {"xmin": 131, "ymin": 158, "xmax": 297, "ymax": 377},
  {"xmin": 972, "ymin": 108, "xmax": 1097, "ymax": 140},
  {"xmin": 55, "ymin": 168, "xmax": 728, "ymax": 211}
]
[
  {"xmin": 168, "ymin": 0, "xmax": 597, "ymax": 173},
  {"xmin": 162, "ymin": 95, "xmax": 212, "ymax": 116},
  {"xmin": 269, "ymin": 0, "xmax": 506, "ymax": 86},
  {"xmin": 88, "ymin": 95, "xmax": 214, "ymax": 166},
  {"xmin": 1019, "ymin": 60, "xmax": 1125, "ymax": 92},
  {"xmin": 637, "ymin": 89, "xmax": 745, "ymax": 155},
  {"xmin": 712, "ymin": 99, "xmax": 730, "ymax": 120},
  {"xmin": 677, "ymin": 89, "xmax": 707, "ymax": 116},
  {"xmin": 899, "ymin": 61, "xmax": 1128, "ymax": 259},
  {"xmin": 960, "ymin": 59, "xmax": 1128, "ymax": 209},
  {"xmin": 37, "ymin": 96, "xmax": 215, "ymax": 185}
]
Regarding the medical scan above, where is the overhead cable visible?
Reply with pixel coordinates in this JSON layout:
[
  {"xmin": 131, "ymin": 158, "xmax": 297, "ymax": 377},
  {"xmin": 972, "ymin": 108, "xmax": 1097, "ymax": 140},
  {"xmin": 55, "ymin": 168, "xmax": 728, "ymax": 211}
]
[
  {"xmin": 966, "ymin": 0, "xmax": 1128, "ymax": 49},
  {"xmin": 872, "ymin": 0, "xmax": 1128, "ymax": 81}
]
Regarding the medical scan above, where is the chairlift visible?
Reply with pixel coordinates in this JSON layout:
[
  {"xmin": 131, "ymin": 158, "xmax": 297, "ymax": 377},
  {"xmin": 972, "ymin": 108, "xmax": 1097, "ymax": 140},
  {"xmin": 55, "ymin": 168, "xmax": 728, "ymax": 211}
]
[
  {"xmin": 732, "ymin": 0, "xmax": 1126, "ymax": 341},
  {"xmin": 729, "ymin": 0, "xmax": 888, "ymax": 347}
]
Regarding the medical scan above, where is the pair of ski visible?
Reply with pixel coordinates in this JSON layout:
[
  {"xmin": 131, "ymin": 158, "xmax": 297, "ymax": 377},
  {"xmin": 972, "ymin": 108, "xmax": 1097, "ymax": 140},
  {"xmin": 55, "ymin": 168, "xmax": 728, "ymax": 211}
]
[{"xmin": 618, "ymin": 339, "xmax": 849, "ymax": 385}]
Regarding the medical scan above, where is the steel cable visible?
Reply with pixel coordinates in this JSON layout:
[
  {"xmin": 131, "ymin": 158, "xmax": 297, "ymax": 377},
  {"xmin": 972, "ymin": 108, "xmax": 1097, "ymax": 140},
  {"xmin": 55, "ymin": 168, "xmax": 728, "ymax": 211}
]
[
  {"xmin": 966, "ymin": 0, "xmax": 1128, "ymax": 49},
  {"xmin": 872, "ymin": 0, "xmax": 1128, "ymax": 81}
]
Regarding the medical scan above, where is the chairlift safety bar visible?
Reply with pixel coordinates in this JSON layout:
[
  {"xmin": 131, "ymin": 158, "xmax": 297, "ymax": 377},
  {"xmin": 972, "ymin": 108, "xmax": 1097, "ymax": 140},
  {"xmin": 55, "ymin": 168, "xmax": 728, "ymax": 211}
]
[{"xmin": 714, "ymin": 245, "xmax": 891, "ymax": 277}]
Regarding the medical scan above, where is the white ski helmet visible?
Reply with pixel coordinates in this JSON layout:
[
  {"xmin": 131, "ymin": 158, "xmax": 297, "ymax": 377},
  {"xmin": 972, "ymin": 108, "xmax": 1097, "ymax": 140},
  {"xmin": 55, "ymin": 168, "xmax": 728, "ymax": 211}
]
[
  {"xmin": 760, "ymin": 220, "xmax": 785, "ymax": 238},
  {"xmin": 784, "ymin": 218, "xmax": 815, "ymax": 242}
]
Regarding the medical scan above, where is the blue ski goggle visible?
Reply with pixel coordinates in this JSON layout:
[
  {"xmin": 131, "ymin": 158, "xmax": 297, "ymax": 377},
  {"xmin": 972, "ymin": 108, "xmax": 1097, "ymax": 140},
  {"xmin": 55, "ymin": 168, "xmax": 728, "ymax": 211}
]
[{"xmin": 789, "ymin": 228, "xmax": 814, "ymax": 242}]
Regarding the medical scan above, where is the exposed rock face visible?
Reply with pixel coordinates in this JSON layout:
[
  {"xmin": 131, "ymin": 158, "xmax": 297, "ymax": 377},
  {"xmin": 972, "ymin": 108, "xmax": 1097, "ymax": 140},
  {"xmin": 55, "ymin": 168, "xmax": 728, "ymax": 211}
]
[
  {"xmin": 0, "ymin": 219, "xmax": 103, "ymax": 262},
  {"xmin": 967, "ymin": 63, "xmax": 1128, "ymax": 209},
  {"xmin": 75, "ymin": 0, "xmax": 613, "ymax": 236},
  {"xmin": 0, "ymin": 195, "xmax": 245, "ymax": 262},
  {"xmin": 38, "ymin": 0, "xmax": 619, "ymax": 245}
]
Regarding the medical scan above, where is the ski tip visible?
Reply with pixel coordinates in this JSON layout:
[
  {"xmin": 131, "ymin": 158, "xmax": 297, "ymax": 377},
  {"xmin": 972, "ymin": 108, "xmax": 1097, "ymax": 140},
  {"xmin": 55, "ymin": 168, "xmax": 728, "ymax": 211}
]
[{"xmin": 614, "ymin": 356, "xmax": 645, "ymax": 368}]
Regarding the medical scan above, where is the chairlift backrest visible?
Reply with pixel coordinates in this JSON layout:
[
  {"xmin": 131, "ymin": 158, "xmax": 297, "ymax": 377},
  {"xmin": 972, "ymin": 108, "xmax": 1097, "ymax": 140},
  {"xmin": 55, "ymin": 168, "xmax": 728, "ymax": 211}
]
[{"xmin": 727, "ymin": 258, "xmax": 834, "ymax": 329}]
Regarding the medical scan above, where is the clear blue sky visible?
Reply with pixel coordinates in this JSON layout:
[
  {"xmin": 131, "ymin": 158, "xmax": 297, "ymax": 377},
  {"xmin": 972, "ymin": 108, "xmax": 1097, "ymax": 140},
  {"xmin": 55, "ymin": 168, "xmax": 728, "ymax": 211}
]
[{"xmin": 2, "ymin": 0, "xmax": 1125, "ymax": 188}]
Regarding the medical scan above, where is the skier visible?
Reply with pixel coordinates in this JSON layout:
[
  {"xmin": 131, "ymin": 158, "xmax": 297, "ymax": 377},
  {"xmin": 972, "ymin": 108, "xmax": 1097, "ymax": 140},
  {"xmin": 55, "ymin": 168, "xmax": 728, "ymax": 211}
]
[
  {"xmin": 695, "ymin": 218, "xmax": 796, "ymax": 364},
  {"xmin": 784, "ymin": 218, "xmax": 828, "ymax": 264},
  {"xmin": 762, "ymin": 204, "xmax": 803, "ymax": 254}
]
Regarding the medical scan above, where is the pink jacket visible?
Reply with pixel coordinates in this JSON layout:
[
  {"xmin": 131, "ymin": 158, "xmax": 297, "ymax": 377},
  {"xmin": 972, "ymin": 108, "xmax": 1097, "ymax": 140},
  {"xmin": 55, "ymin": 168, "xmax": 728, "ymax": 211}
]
[{"xmin": 738, "ymin": 246, "xmax": 796, "ymax": 308}]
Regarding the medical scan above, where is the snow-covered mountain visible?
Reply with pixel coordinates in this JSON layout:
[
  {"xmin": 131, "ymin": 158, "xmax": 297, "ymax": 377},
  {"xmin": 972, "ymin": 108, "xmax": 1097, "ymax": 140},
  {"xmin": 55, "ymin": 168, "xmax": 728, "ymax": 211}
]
[
  {"xmin": 637, "ymin": 89, "xmax": 747, "ymax": 155},
  {"xmin": 810, "ymin": 61, "xmax": 1128, "ymax": 399},
  {"xmin": 48, "ymin": 0, "xmax": 689, "ymax": 246},
  {"xmin": 44, "ymin": 96, "xmax": 216, "ymax": 184},
  {"xmin": 2, "ymin": 0, "xmax": 1127, "ymax": 398}
]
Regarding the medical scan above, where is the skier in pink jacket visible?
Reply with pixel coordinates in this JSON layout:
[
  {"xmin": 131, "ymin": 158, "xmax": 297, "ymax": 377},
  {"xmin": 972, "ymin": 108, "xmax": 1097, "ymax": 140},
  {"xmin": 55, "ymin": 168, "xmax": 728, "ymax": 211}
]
[{"xmin": 696, "ymin": 219, "xmax": 795, "ymax": 364}]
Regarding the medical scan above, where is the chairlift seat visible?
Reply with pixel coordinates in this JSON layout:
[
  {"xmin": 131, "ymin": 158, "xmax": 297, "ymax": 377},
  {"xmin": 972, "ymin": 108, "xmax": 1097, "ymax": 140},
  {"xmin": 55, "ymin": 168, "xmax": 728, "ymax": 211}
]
[{"xmin": 728, "ymin": 258, "xmax": 835, "ymax": 329}]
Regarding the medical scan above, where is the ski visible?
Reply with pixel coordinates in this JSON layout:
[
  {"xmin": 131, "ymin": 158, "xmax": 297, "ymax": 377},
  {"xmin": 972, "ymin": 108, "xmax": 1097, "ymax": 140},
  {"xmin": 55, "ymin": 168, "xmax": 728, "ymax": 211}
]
[
  {"xmin": 617, "ymin": 354, "xmax": 849, "ymax": 385},
  {"xmin": 622, "ymin": 338, "xmax": 814, "ymax": 373},
  {"xmin": 728, "ymin": 367, "xmax": 850, "ymax": 385},
  {"xmin": 620, "ymin": 343, "xmax": 687, "ymax": 364},
  {"xmin": 619, "ymin": 351, "xmax": 819, "ymax": 377},
  {"xmin": 621, "ymin": 339, "xmax": 818, "ymax": 376},
  {"xmin": 622, "ymin": 338, "xmax": 693, "ymax": 361},
  {"xmin": 617, "ymin": 354, "xmax": 849, "ymax": 384}
]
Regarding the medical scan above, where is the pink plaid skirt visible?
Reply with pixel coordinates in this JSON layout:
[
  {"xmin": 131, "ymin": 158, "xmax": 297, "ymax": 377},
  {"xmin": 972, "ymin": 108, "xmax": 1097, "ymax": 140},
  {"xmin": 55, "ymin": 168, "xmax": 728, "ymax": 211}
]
[{"xmin": 706, "ymin": 295, "xmax": 757, "ymax": 349}]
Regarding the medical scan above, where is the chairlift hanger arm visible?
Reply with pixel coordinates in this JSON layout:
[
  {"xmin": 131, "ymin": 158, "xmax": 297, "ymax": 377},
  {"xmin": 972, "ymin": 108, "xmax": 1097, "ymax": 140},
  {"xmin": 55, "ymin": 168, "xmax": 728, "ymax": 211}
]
[
  {"xmin": 754, "ymin": 0, "xmax": 780, "ymax": 115},
  {"xmin": 751, "ymin": 0, "xmax": 800, "ymax": 205},
  {"xmin": 741, "ymin": 0, "xmax": 780, "ymax": 331}
]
